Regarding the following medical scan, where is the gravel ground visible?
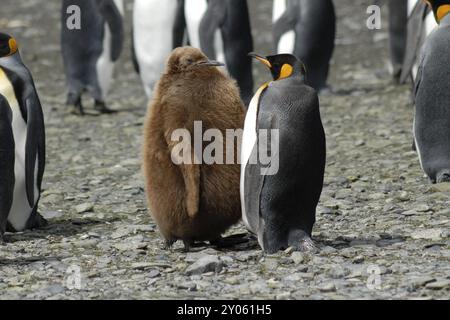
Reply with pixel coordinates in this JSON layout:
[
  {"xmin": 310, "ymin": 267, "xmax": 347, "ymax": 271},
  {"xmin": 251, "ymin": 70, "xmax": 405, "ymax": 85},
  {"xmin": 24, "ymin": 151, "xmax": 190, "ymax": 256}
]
[{"xmin": 0, "ymin": 0, "xmax": 449, "ymax": 300}]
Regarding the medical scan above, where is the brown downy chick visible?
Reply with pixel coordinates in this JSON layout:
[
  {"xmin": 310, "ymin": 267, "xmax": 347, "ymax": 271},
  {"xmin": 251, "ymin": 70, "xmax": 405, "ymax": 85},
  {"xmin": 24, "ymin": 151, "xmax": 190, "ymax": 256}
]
[{"xmin": 142, "ymin": 47, "xmax": 245, "ymax": 251}]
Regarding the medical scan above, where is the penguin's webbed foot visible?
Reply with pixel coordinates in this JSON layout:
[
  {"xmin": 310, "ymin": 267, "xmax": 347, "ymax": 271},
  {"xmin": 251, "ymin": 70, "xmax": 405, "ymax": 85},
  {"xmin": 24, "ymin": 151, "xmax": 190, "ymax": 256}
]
[
  {"xmin": 163, "ymin": 239, "xmax": 175, "ymax": 250},
  {"xmin": 67, "ymin": 93, "xmax": 85, "ymax": 116},
  {"xmin": 70, "ymin": 102, "xmax": 85, "ymax": 116},
  {"xmin": 436, "ymin": 171, "xmax": 450, "ymax": 183},
  {"xmin": 94, "ymin": 101, "xmax": 117, "ymax": 114},
  {"xmin": 288, "ymin": 230, "xmax": 319, "ymax": 253},
  {"xmin": 183, "ymin": 240, "xmax": 193, "ymax": 252}
]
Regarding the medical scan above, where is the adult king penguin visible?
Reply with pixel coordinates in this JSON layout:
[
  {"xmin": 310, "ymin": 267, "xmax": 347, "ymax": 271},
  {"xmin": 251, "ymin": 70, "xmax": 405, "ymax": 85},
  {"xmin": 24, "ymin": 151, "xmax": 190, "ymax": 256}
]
[
  {"xmin": 414, "ymin": 0, "xmax": 450, "ymax": 183},
  {"xmin": 273, "ymin": 0, "xmax": 335, "ymax": 92},
  {"xmin": 241, "ymin": 53, "xmax": 326, "ymax": 253},
  {"xmin": 61, "ymin": 0, "xmax": 124, "ymax": 115},
  {"xmin": 0, "ymin": 33, "xmax": 47, "ymax": 242}
]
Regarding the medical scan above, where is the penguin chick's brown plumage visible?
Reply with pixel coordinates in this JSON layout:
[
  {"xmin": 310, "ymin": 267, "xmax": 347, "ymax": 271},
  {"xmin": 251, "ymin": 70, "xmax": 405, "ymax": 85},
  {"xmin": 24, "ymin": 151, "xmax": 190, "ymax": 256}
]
[{"xmin": 142, "ymin": 47, "xmax": 245, "ymax": 251}]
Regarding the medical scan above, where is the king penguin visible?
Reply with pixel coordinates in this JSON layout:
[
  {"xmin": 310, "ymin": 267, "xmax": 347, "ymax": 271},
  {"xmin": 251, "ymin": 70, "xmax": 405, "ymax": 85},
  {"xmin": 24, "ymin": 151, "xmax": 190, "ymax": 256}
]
[
  {"xmin": 61, "ymin": 0, "xmax": 124, "ymax": 115},
  {"xmin": 414, "ymin": 0, "xmax": 450, "ymax": 183},
  {"xmin": 273, "ymin": 0, "xmax": 335, "ymax": 92},
  {"xmin": 0, "ymin": 33, "xmax": 47, "ymax": 242},
  {"xmin": 241, "ymin": 53, "xmax": 326, "ymax": 253}
]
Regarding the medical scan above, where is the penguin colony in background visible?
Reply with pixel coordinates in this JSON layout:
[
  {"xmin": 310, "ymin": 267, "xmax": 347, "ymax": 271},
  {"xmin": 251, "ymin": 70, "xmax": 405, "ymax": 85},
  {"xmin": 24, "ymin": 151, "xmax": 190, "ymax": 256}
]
[
  {"xmin": 133, "ymin": 0, "xmax": 254, "ymax": 105},
  {"xmin": 0, "ymin": 33, "xmax": 47, "ymax": 243},
  {"xmin": 2, "ymin": 1, "xmax": 450, "ymax": 254}
]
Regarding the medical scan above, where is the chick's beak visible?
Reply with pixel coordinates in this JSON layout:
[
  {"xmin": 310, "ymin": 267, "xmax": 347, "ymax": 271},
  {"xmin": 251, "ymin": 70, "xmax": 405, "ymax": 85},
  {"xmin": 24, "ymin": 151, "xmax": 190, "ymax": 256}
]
[
  {"xmin": 248, "ymin": 52, "xmax": 272, "ymax": 68},
  {"xmin": 197, "ymin": 60, "xmax": 225, "ymax": 67}
]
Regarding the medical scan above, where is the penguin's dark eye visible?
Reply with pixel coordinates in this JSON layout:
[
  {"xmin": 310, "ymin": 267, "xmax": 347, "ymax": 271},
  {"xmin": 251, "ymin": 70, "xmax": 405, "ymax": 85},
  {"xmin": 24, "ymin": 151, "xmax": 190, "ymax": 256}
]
[{"xmin": 186, "ymin": 58, "xmax": 194, "ymax": 65}]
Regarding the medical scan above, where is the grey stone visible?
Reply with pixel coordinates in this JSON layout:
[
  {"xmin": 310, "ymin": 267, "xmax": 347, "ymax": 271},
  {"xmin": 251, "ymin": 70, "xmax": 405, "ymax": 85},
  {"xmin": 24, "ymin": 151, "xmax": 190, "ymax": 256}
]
[{"xmin": 185, "ymin": 255, "xmax": 224, "ymax": 276}]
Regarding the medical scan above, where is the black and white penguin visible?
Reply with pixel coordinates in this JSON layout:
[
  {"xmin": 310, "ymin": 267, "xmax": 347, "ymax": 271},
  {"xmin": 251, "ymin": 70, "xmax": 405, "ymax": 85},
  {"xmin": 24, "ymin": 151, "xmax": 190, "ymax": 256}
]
[
  {"xmin": 273, "ymin": 0, "xmax": 335, "ymax": 92},
  {"xmin": 61, "ymin": 0, "xmax": 124, "ymax": 115},
  {"xmin": 0, "ymin": 33, "xmax": 47, "ymax": 242},
  {"xmin": 400, "ymin": 0, "xmax": 438, "ymax": 83},
  {"xmin": 414, "ymin": 0, "xmax": 450, "ymax": 183},
  {"xmin": 241, "ymin": 53, "xmax": 326, "ymax": 253},
  {"xmin": 132, "ymin": 0, "xmax": 186, "ymax": 97}
]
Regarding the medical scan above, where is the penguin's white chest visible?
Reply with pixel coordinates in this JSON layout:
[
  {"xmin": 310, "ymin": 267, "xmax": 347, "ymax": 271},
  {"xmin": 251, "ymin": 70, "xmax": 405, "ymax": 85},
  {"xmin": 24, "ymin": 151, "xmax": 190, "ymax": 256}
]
[
  {"xmin": 133, "ymin": 0, "xmax": 179, "ymax": 97},
  {"xmin": 0, "ymin": 69, "xmax": 35, "ymax": 231},
  {"xmin": 240, "ymin": 84, "xmax": 267, "ymax": 231}
]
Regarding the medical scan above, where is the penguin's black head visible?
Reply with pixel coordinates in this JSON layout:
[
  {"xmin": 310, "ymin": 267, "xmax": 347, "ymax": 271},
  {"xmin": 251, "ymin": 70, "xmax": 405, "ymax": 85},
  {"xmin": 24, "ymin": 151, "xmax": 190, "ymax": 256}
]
[
  {"xmin": 166, "ymin": 46, "xmax": 225, "ymax": 75},
  {"xmin": 249, "ymin": 53, "xmax": 306, "ymax": 81},
  {"xmin": 424, "ymin": 0, "xmax": 450, "ymax": 22},
  {"xmin": 0, "ymin": 33, "xmax": 18, "ymax": 58}
]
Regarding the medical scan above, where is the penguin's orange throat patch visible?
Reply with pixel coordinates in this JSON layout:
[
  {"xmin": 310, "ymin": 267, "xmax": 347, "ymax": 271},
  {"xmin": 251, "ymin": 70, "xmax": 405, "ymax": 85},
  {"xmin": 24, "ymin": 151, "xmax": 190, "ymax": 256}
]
[{"xmin": 437, "ymin": 5, "xmax": 450, "ymax": 22}]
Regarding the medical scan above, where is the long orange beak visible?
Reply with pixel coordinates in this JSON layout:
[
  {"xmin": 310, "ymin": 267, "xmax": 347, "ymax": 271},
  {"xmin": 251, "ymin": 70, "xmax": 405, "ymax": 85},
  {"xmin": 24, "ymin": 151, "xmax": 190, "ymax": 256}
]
[{"xmin": 248, "ymin": 52, "xmax": 272, "ymax": 68}]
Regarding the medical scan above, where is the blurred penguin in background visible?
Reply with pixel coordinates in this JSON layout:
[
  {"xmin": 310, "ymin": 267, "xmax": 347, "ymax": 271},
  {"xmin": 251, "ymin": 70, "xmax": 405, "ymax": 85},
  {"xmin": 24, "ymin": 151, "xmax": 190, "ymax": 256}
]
[
  {"xmin": 413, "ymin": 0, "xmax": 450, "ymax": 183},
  {"xmin": 388, "ymin": 0, "xmax": 408, "ymax": 82},
  {"xmin": 186, "ymin": 0, "xmax": 254, "ymax": 105},
  {"xmin": 133, "ymin": 0, "xmax": 253, "ymax": 106},
  {"xmin": 132, "ymin": 0, "xmax": 186, "ymax": 98},
  {"xmin": 61, "ymin": 0, "xmax": 124, "ymax": 115},
  {"xmin": 272, "ymin": 0, "xmax": 335, "ymax": 93}
]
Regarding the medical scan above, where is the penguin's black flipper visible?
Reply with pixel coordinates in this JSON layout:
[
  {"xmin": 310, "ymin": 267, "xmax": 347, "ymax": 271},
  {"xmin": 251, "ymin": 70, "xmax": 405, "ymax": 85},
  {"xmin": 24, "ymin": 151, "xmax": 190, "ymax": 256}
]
[
  {"xmin": 98, "ymin": 0, "xmax": 124, "ymax": 62},
  {"xmin": 25, "ymin": 96, "xmax": 46, "ymax": 208},
  {"xmin": 0, "ymin": 95, "xmax": 15, "ymax": 238},
  {"xmin": 199, "ymin": 0, "xmax": 227, "ymax": 60},
  {"xmin": 400, "ymin": 2, "xmax": 429, "ymax": 84},
  {"xmin": 273, "ymin": 0, "xmax": 299, "ymax": 51}
]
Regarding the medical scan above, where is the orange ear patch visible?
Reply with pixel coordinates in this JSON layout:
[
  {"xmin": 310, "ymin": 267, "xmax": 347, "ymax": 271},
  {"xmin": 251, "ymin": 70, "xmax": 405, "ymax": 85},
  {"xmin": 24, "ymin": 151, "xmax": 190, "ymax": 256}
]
[
  {"xmin": 8, "ymin": 38, "xmax": 18, "ymax": 55},
  {"xmin": 278, "ymin": 64, "xmax": 293, "ymax": 80},
  {"xmin": 437, "ymin": 5, "xmax": 450, "ymax": 22}
]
